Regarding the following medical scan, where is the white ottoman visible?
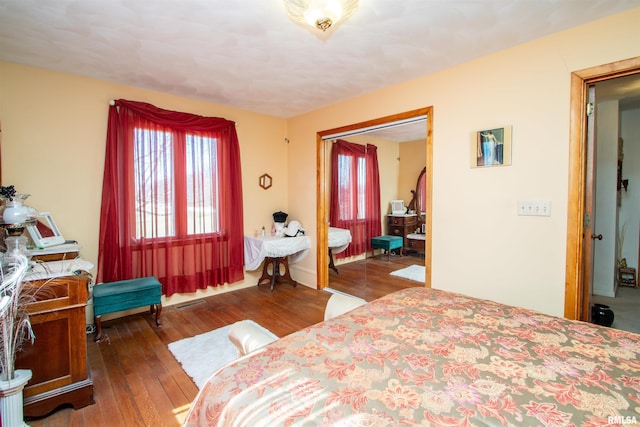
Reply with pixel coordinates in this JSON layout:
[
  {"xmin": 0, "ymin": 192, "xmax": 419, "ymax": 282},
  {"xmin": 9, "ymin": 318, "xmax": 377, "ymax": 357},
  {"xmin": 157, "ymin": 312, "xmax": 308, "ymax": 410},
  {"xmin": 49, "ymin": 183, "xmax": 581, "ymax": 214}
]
[
  {"xmin": 228, "ymin": 320, "xmax": 279, "ymax": 356},
  {"xmin": 324, "ymin": 293, "xmax": 366, "ymax": 320}
]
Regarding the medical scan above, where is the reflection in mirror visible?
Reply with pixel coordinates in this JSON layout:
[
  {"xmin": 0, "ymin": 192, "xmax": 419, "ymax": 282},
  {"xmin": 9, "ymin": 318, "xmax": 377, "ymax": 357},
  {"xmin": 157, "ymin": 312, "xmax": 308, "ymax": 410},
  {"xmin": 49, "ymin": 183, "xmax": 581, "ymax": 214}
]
[
  {"xmin": 408, "ymin": 166, "xmax": 427, "ymax": 228},
  {"xmin": 259, "ymin": 173, "xmax": 272, "ymax": 190},
  {"xmin": 320, "ymin": 113, "xmax": 429, "ymax": 302}
]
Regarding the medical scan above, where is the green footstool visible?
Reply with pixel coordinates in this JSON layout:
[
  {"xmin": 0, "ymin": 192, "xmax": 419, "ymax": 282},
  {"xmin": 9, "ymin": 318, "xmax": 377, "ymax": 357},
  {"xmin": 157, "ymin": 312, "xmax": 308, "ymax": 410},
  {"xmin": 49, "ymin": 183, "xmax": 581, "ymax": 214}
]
[
  {"xmin": 370, "ymin": 235, "xmax": 403, "ymax": 261},
  {"xmin": 93, "ymin": 276, "xmax": 162, "ymax": 341}
]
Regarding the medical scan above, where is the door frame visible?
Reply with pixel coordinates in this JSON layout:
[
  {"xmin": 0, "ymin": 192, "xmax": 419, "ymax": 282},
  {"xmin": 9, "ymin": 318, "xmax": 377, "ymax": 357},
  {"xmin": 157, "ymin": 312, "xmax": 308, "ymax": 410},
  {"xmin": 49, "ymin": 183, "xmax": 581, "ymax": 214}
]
[
  {"xmin": 316, "ymin": 107, "xmax": 434, "ymax": 290},
  {"xmin": 565, "ymin": 56, "xmax": 640, "ymax": 320}
]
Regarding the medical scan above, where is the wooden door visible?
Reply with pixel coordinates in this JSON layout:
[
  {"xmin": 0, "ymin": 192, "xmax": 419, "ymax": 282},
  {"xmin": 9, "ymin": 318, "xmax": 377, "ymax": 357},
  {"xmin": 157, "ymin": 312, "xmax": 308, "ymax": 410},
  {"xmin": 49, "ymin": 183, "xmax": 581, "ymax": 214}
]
[
  {"xmin": 581, "ymin": 85, "xmax": 597, "ymax": 321},
  {"xmin": 565, "ymin": 56, "xmax": 640, "ymax": 321}
]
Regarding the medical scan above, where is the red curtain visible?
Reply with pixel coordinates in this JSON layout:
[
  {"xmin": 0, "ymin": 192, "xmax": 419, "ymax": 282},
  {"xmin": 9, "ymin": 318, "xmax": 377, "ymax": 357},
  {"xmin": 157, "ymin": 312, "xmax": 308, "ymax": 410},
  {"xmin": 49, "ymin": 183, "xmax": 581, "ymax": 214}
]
[
  {"xmin": 329, "ymin": 139, "xmax": 381, "ymax": 258},
  {"xmin": 97, "ymin": 99, "xmax": 244, "ymax": 296}
]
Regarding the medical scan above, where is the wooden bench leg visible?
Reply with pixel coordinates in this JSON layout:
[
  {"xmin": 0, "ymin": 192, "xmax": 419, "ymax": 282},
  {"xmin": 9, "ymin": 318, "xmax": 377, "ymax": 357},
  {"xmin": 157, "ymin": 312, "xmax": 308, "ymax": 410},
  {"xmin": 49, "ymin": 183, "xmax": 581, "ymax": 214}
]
[
  {"xmin": 150, "ymin": 304, "xmax": 162, "ymax": 326},
  {"xmin": 94, "ymin": 315, "xmax": 103, "ymax": 342}
]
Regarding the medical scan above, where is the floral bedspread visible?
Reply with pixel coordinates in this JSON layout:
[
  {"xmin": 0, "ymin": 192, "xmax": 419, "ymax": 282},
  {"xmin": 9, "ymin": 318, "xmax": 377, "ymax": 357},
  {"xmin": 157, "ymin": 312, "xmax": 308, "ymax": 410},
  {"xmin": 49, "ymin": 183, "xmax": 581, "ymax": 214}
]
[{"xmin": 184, "ymin": 287, "xmax": 640, "ymax": 426}]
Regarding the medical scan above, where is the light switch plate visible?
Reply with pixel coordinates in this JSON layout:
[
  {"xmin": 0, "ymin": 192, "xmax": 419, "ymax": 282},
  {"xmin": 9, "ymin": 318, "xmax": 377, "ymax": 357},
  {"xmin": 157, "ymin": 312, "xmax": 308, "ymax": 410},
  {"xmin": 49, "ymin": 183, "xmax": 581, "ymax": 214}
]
[{"xmin": 518, "ymin": 200, "xmax": 551, "ymax": 216}]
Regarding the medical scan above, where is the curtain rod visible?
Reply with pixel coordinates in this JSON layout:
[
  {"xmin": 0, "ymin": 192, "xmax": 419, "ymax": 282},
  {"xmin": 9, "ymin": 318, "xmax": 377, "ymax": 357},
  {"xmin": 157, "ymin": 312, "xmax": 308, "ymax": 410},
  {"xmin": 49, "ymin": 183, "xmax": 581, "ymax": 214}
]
[
  {"xmin": 107, "ymin": 99, "xmax": 239, "ymax": 126},
  {"xmin": 322, "ymin": 115, "xmax": 427, "ymax": 141}
]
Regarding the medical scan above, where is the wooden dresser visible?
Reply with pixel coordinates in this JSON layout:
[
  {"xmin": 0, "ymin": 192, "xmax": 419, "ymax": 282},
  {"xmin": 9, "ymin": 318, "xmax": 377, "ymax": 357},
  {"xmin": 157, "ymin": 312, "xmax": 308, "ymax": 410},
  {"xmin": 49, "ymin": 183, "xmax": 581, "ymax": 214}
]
[
  {"xmin": 387, "ymin": 214, "xmax": 418, "ymax": 251},
  {"xmin": 406, "ymin": 232, "xmax": 426, "ymax": 254},
  {"xmin": 15, "ymin": 251, "xmax": 94, "ymax": 417}
]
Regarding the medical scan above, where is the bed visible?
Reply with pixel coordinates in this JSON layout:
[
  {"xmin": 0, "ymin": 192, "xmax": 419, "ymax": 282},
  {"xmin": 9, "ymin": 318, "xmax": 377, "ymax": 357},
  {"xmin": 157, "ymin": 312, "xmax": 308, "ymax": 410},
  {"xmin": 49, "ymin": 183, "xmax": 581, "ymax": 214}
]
[{"xmin": 184, "ymin": 287, "xmax": 640, "ymax": 426}]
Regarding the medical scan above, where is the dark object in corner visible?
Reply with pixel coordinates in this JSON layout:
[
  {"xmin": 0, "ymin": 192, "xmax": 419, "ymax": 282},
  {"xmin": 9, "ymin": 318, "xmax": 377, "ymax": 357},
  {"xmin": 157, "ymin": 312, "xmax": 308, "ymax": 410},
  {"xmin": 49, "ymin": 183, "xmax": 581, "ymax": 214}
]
[
  {"xmin": 273, "ymin": 211, "xmax": 288, "ymax": 223},
  {"xmin": 591, "ymin": 303, "xmax": 614, "ymax": 327}
]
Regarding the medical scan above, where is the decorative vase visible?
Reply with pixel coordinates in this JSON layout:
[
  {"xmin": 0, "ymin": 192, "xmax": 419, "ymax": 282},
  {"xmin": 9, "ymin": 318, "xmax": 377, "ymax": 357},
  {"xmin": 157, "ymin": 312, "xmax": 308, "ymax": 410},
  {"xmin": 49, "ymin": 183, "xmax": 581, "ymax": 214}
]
[
  {"xmin": 2, "ymin": 236, "xmax": 30, "ymax": 268},
  {"xmin": 591, "ymin": 303, "xmax": 615, "ymax": 327},
  {"xmin": 0, "ymin": 369, "xmax": 32, "ymax": 427}
]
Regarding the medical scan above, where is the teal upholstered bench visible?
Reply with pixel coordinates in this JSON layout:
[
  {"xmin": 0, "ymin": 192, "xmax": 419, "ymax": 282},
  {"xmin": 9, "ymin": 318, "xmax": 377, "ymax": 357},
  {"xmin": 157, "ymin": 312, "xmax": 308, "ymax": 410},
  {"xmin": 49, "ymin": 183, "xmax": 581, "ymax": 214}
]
[
  {"xmin": 93, "ymin": 276, "xmax": 162, "ymax": 341},
  {"xmin": 371, "ymin": 235, "xmax": 403, "ymax": 261}
]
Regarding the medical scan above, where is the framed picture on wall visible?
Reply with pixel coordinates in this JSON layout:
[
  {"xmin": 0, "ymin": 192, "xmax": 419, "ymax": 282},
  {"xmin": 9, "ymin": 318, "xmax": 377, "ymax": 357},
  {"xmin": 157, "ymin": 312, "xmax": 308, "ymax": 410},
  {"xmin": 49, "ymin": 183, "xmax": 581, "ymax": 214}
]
[
  {"xmin": 27, "ymin": 212, "xmax": 65, "ymax": 248},
  {"xmin": 471, "ymin": 125, "xmax": 512, "ymax": 168}
]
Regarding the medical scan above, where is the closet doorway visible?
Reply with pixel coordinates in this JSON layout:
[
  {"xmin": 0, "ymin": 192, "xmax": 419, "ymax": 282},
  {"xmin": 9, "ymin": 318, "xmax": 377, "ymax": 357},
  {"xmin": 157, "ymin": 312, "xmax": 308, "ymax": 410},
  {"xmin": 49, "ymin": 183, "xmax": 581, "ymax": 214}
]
[
  {"xmin": 315, "ymin": 108, "xmax": 433, "ymax": 299},
  {"xmin": 565, "ymin": 56, "xmax": 640, "ymax": 324}
]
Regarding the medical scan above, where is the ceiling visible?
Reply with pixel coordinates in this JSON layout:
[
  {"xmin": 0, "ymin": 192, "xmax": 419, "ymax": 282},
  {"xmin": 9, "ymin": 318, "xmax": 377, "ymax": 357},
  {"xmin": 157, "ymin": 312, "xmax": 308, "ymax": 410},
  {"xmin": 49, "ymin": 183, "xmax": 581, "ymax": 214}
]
[{"xmin": 1, "ymin": 1, "xmax": 639, "ymax": 119}]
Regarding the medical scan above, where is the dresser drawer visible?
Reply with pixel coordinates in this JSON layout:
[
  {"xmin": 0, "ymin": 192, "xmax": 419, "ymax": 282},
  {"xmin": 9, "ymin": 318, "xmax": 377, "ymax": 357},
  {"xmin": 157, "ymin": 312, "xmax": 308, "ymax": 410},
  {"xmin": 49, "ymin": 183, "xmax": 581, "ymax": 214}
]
[
  {"xmin": 388, "ymin": 215, "xmax": 417, "ymax": 226},
  {"xmin": 407, "ymin": 237, "xmax": 425, "ymax": 252},
  {"xmin": 388, "ymin": 225, "xmax": 405, "ymax": 236}
]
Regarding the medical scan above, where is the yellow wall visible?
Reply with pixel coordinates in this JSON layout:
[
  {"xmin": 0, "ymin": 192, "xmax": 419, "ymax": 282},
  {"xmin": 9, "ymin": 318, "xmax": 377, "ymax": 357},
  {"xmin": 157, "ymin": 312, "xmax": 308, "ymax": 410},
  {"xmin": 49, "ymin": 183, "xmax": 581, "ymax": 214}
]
[
  {"xmin": 399, "ymin": 139, "xmax": 427, "ymax": 207},
  {"xmin": 286, "ymin": 8, "xmax": 640, "ymax": 316},
  {"xmin": 345, "ymin": 133, "xmax": 401, "ymax": 218},
  {"xmin": 0, "ymin": 62, "xmax": 288, "ymax": 310},
  {"xmin": 1, "ymin": 8, "xmax": 639, "ymax": 319}
]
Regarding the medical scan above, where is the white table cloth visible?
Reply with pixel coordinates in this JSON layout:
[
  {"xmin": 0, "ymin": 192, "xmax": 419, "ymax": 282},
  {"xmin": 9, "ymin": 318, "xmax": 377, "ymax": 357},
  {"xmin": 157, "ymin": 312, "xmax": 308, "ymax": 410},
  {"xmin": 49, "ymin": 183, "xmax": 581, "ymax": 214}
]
[
  {"xmin": 328, "ymin": 227, "xmax": 351, "ymax": 255},
  {"xmin": 244, "ymin": 235, "xmax": 311, "ymax": 271}
]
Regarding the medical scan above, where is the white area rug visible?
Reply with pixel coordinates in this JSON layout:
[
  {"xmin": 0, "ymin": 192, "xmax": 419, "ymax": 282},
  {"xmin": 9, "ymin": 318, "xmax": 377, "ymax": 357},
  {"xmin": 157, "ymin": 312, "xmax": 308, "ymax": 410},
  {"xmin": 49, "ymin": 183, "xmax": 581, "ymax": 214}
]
[
  {"xmin": 390, "ymin": 264, "xmax": 425, "ymax": 283},
  {"xmin": 168, "ymin": 321, "xmax": 270, "ymax": 389}
]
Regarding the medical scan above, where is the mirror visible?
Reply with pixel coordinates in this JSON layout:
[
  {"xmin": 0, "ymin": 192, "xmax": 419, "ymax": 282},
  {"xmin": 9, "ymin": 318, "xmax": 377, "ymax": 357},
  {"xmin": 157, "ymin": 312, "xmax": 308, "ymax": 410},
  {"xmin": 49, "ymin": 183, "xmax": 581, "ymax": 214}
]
[
  {"xmin": 259, "ymin": 173, "xmax": 272, "ymax": 189},
  {"xmin": 408, "ymin": 166, "xmax": 427, "ymax": 228},
  {"xmin": 317, "ymin": 108, "xmax": 432, "ymax": 301}
]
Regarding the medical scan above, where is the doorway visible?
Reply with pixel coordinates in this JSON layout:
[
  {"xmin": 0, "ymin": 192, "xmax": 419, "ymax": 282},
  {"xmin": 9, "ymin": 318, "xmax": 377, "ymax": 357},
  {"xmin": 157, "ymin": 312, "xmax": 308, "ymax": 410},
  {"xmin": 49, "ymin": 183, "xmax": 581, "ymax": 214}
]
[
  {"xmin": 565, "ymin": 56, "xmax": 640, "ymax": 323},
  {"xmin": 315, "ymin": 108, "xmax": 434, "ymax": 295}
]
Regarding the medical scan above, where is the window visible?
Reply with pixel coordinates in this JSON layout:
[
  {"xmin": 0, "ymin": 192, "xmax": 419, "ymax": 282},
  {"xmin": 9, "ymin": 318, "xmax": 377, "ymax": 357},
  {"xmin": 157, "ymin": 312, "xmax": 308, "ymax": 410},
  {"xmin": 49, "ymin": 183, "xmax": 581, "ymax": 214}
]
[
  {"xmin": 337, "ymin": 154, "xmax": 367, "ymax": 221},
  {"xmin": 185, "ymin": 135, "xmax": 219, "ymax": 235},
  {"xmin": 330, "ymin": 139, "xmax": 381, "ymax": 258},
  {"xmin": 98, "ymin": 99, "xmax": 244, "ymax": 296},
  {"xmin": 133, "ymin": 130, "xmax": 219, "ymax": 239}
]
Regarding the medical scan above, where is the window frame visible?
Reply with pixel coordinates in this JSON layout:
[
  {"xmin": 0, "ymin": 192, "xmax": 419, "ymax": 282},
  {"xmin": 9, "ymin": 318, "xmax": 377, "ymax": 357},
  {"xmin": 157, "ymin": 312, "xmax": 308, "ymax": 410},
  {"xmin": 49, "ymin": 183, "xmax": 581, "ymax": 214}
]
[{"xmin": 132, "ymin": 127, "xmax": 221, "ymax": 242}]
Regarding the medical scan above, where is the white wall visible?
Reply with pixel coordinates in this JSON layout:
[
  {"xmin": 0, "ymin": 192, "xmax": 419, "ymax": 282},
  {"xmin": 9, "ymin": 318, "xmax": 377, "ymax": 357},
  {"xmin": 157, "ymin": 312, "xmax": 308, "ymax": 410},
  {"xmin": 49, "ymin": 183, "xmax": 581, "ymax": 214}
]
[
  {"xmin": 619, "ymin": 107, "xmax": 640, "ymax": 271},
  {"xmin": 593, "ymin": 101, "xmax": 619, "ymax": 297}
]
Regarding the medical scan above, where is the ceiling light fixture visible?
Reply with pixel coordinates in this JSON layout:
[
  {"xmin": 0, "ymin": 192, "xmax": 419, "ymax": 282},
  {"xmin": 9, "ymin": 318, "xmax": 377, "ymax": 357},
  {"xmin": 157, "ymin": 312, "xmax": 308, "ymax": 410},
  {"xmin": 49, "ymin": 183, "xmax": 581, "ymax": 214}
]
[{"xmin": 284, "ymin": 0, "xmax": 359, "ymax": 33}]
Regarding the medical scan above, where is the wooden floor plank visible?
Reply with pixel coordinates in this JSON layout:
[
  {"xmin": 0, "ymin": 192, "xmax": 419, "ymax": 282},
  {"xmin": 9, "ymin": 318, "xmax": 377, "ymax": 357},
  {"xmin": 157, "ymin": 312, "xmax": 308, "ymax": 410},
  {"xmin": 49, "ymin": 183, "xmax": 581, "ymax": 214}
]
[
  {"xmin": 76, "ymin": 345, "xmax": 106, "ymax": 427},
  {"xmin": 328, "ymin": 253, "xmax": 424, "ymax": 300},
  {"xmin": 137, "ymin": 321, "xmax": 198, "ymax": 408},
  {"xmin": 98, "ymin": 324, "xmax": 146, "ymax": 427},
  {"xmin": 113, "ymin": 321, "xmax": 163, "ymax": 426}
]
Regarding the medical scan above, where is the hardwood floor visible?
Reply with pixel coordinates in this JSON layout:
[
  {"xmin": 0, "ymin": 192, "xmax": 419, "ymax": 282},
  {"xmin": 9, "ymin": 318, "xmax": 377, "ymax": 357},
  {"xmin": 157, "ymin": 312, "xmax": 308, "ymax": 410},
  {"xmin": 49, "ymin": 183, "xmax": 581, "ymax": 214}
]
[
  {"xmin": 328, "ymin": 251, "xmax": 425, "ymax": 300},
  {"xmin": 27, "ymin": 260, "xmax": 425, "ymax": 426}
]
